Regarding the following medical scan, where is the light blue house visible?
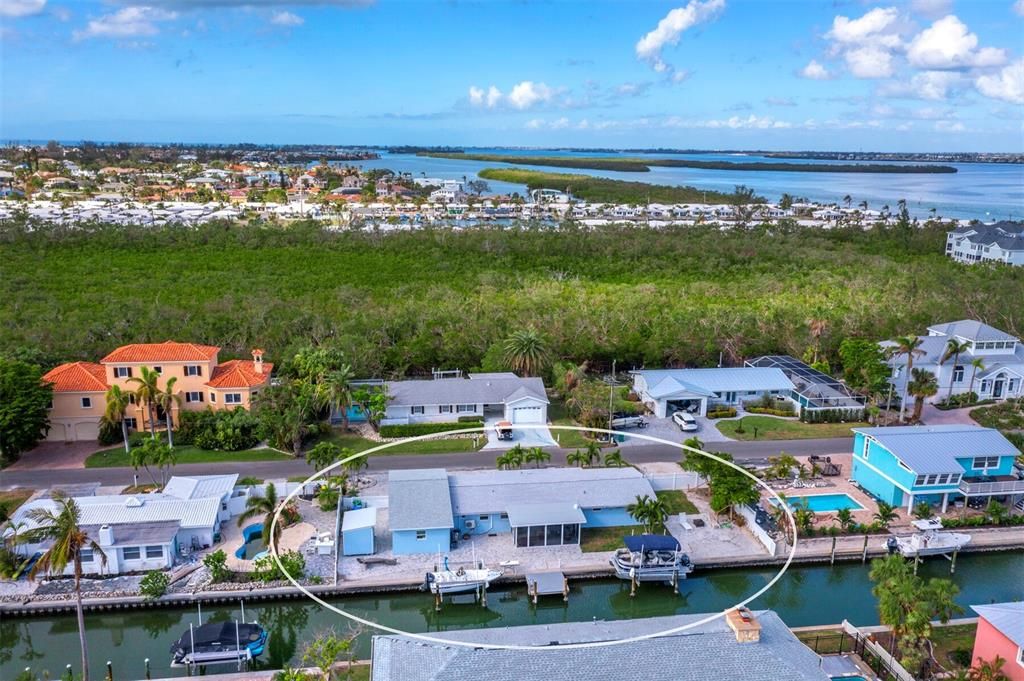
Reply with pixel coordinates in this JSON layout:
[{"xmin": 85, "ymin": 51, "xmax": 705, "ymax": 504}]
[
  {"xmin": 341, "ymin": 507, "xmax": 377, "ymax": 556},
  {"xmin": 851, "ymin": 425, "xmax": 1023, "ymax": 513},
  {"xmin": 389, "ymin": 469, "xmax": 454, "ymax": 556}
]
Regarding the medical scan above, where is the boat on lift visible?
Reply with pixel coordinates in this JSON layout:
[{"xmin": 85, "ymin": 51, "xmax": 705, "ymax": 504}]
[
  {"xmin": 169, "ymin": 621, "xmax": 267, "ymax": 667},
  {"xmin": 611, "ymin": 534, "xmax": 693, "ymax": 583},
  {"xmin": 885, "ymin": 518, "xmax": 971, "ymax": 558},
  {"xmin": 424, "ymin": 565, "xmax": 503, "ymax": 594}
]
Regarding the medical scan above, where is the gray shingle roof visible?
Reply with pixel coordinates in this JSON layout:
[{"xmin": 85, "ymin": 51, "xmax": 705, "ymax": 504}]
[
  {"xmin": 853, "ymin": 425, "xmax": 1020, "ymax": 474},
  {"xmin": 386, "ymin": 376, "xmax": 547, "ymax": 407},
  {"xmin": 634, "ymin": 368, "xmax": 794, "ymax": 397},
  {"xmin": 388, "ymin": 469, "xmax": 455, "ymax": 531},
  {"xmin": 448, "ymin": 468, "xmax": 655, "ymax": 516},
  {"xmin": 950, "ymin": 221, "xmax": 1024, "ymax": 252},
  {"xmin": 971, "ymin": 602, "xmax": 1024, "ymax": 648},
  {"xmin": 370, "ymin": 611, "xmax": 830, "ymax": 681},
  {"xmin": 926, "ymin": 319, "xmax": 1020, "ymax": 343}
]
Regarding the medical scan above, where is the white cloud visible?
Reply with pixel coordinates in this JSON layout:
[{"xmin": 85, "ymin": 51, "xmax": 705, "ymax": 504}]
[
  {"xmin": 485, "ymin": 86, "xmax": 501, "ymax": 108},
  {"xmin": 635, "ymin": 0, "xmax": 725, "ymax": 73},
  {"xmin": 934, "ymin": 120, "xmax": 966, "ymax": 132},
  {"xmin": 468, "ymin": 86, "xmax": 484, "ymax": 107},
  {"xmin": 270, "ymin": 10, "xmax": 303, "ymax": 26},
  {"xmin": 911, "ymin": 70, "xmax": 960, "ymax": 99},
  {"xmin": 827, "ymin": 7, "xmax": 900, "ymax": 45},
  {"xmin": 525, "ymin": 118, "xmax": 544, "ymax": 130},
  {"xmin": 845, "ymin": 45, "xmax": 895, "ymax": 78},
  {"xmin": 73, "ymin": 6, "xmax": 178, "ymax": 40},
  {"xmin": 1014, "ymin": 0, "xmax": 1024, "ymax": 17},
  {"xmin": 0, "ymin": 0, "xmax": 46, "ymax": 17},
  {"xmin": 507, "ymin": 81, "xmax": 556, "ymax": 110},
  {"xmin": 975, "ymin": 58, "xmax": 1024, "ymax": 104},
  {"xmin": 910, "ymin": 0, "xmax": 952, "ymax": 18},
  {"xmin": 907, "ymin": 15, "xmax": 1007, "ymax": 69},
  {"xmin": 799, "ymin": 59, "xmax": 831, "ymax": 80},
  {"xmin": 117, "ymin": 0, "xmax": 374, "ymax": 7}
]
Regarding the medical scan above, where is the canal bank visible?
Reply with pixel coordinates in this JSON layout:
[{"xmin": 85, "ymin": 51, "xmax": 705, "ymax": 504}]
[{"xmin": 2, "ymin": 551, "xmax": 1021, "ymax": 680}]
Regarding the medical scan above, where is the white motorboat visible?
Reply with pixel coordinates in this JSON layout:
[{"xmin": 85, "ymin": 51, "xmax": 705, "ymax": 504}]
[
  {"xmin": 423, "ymin": 567, "xmax": 503, "ymax": 594},
  {"xmin": 885, "ymin": 519, "xmax": 971, "ymax": 557}
]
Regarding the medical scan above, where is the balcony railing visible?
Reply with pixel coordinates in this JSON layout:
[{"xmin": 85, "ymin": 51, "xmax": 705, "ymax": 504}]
[{"xmin": 959, "ymin": 478, "xmax": 1024, "ymax": 495}]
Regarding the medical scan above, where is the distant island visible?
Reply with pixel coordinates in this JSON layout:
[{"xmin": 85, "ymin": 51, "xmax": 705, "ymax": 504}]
[{"xmin": 418, "ymin": 152, "xmax": 958, "ymax": 174}]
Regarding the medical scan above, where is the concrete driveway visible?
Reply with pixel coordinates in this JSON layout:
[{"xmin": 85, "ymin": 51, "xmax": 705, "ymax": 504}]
[
  {"xmin": 481, "ymin": 417, "xmax": 558, "ymax": 450},
  {"xmin": 616, "ymin": 415, "xmax": 733, "ymax": 447},
  {"xmin": 6, "ymin": 440, "xmax": 98, "ymax": 470}
]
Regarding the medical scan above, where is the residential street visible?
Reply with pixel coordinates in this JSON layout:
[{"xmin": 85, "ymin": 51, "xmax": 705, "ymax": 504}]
[{"xmin": 0, "ymin": 437, "xmax": 854, "ymax": 489}]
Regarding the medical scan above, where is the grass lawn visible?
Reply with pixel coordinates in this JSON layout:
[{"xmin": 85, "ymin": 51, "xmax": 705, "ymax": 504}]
[
  {"xmin": 715, "ymin": 416, "xmax": 866, "ymax": 441},
  {"xmin": 548, "ymin": 399, "xmax": 596, "ymax": 449},
  {"xmin": 793, "ymin": 629, "xmax": 847, "ymax": 654},
  {"xmin": 930, "ymin": 623, "xmax": 977, "ymax": 671},
  {"xmin": 319, "ymin": 430, "xmax": 484, "ymax": 456},
  {"xmin": 0, "ymin": 489, "xmax": 34, "ymax": 517},
  {"xmin": 656, "ymin": 490, "xmax": 699, "ymax": 515},
  {"xmin": 85, "ymin": 445, "xmax": 293, "ymax": 468},
  {"xmin": 580, "ymin": 526, "xmax": 633, "ymax": 552}
]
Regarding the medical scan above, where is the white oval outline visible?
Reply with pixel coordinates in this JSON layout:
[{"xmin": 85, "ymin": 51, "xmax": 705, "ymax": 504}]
[{"xmin": 270, "ymin": 423, "xmax": 798, "ymax": 650}]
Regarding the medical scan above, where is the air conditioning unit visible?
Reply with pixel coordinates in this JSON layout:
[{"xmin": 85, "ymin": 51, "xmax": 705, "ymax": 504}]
[{"xmin": 464, "ymin": 519, "xmax": 477, "ymax": 530}]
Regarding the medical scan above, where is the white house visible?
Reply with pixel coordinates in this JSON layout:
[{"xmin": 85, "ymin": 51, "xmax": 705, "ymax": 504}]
[
  {"xmin": 882, "ymin": 319, "xmax": 1024, "ymax": 402},
  {"xmin": 945, "ymin": 221, "xmax": 1024, "ymax": 267},
  {"xmin": 631, "ymin": 367, "xmax": 796, "ymax": 417},
  {"xmin": 383, "ymin": 373, "xmax": 548, "ymax": 425}
]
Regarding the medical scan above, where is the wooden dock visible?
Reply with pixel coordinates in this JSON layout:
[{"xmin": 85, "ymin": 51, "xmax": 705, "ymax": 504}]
[{"xmin": 526, "ymin": 571, "xmax": 569, "ymax": 604}]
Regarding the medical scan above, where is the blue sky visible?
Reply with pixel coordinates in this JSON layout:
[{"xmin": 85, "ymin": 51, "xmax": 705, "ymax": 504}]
[{"xmin": 1, "ymin": 0, "xmax": 1022, "ymax": 150}]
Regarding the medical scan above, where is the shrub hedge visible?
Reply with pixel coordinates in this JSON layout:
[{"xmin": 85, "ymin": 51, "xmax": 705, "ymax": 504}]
[
  {"xmin": 799, "ymin": 408, "xmax": 865, "ymax": 423},
  {"xmin": 706, "ymin": 407, "xmax": 738, "ymax": 419},
  {"xmin": 176, "ymin": 408, "xmax": 260, "ymax": 451},
  {"xmin": 379, "ymin": 420, "xmax": 483, "ymax": 438},
  {"xmin": 746, "ymin": 407, "xmax": 796, "ymax": 417}
]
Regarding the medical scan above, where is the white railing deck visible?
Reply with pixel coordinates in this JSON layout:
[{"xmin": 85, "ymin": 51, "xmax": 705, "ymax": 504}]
[{"xmin": 959, "ymin": 478, "xmax": 1024, "ymax": 495}]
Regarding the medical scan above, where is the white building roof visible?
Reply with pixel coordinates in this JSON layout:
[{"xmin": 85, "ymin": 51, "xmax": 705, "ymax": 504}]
[
  {"xmin": 163, "ymin": 474, "xmax": 238, "ymax": 501},
  {"xmin": 342, "ymin": 507, "xmax": 378, "ymax": 532},
  {"xmin": 13, "ymin": 495, "xmax": 221, "ymax": 532},
  {"xmin": 971, "ymin": 602, "xmax": 1024, "ymax": 648},
  {"xmin": 634, "ymin": 367, "xmax": 795, "ymax": 398}
]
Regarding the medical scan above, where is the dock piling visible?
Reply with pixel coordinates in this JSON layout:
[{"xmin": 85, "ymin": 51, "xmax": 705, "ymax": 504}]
[
  {"xmin": 629, "ymin": 569, "xmax": 638, "ymax": 598},
  {"xmin": 65, "ymin": 663, "xmax": 73, "ymax": 681},
  {"xmin": 106, "ymin": 660, "xmax": 113, "ymax": 681},
  {"xmin": 861, "ymin": 534, "xmax": 869, "ymax": 563},
  {"xmin": 830, "ymin": 536, "xmax": 837, "ymax": 565},
  {"xmin": 950, "ymin": 547, "xmax": 958, "ymax": 574},
  {"xmin": 144, "ymin": 658, "xmax": 151, "ymax": 680},
  {"xmin": 563, "ymin": 576, "xmax": 569, "ymax": 603}
]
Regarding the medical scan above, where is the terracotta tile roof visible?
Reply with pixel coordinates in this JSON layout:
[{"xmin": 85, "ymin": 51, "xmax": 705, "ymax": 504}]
[
  {"xmin": 206, "ymin": 360, "xmax": 273, "ymax": 389},
  {"xmin": 43, "ymin": 362, "xmax": 108, "ymax": 393},
  {"xmin": 101, "ymin": 341, "xmax": 220, "ymax": 364}
]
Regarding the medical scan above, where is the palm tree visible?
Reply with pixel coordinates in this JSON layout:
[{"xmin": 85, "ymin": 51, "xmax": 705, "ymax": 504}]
[
  {"xmin": 154, "ymin": 376, "xmax": 182, "ymax": 448},
  {"xmin": 627, "ymin": 494, "xmax": 652, "ymax": 531},
  {"xmin": 322, "ymin": 365, "xmax": 355, "ymax": 430},
  {"xmin": 968, "ymin": 357, "xmax": 986, "ymax": 398},
  {"xmin": 502, "ymin": 329, "xmax": 550, "ymax": 377},
  {"xmin": 603, "ymin": 449, "xmax": 627, "ymax": 467},
  {"xmin": 873, "ymin": 500, "xmax": 898, "ymax": 528},
  {"xmin": 128, "ymin": 366, "xmax": 162, "ymax": 436},
  {"xmin": 888, "ymin": 335, "xmax": 926, "ymax": 422},
  {"xmin": 104, "ymin": 385, "xmax": 132, "ymax": 454},
  {"xmin": 940, "ymin": 338, "xmax": 970, "ymax": 403},
  {"xmin": 238, "ymin": 482, "xmax": 286, "ymax": 546},
  {"xmin": 524, "ymin": 446, "xmax": 550, "ymax": 468},
  {"xmin": 908, "ymin": 368, "xmax": 939, "ymax": 421},
  {"xmin": 628, "ymin": 495, "xmax": 668, "ymax": 533},
  {"xmin": 843, "ymin": 194, "xmax": 852, "ymax": 208},
  {"xmin": 129, "ymin": 436, "xmax": 162, "ymax": 487},
  {"xmin": 833, "ymin": 507, "xmax": 855, "ymax": 532},
  {"xmin": 566, "ymin": 449, "xmax": 589, "ymax": 467},
  {"xmin": 584, "ymin": 441, "xmax": 602, "ymax": 467},
  {"xmin": 21, "ymin": 494, "xmax": 107, "ymax": 681}
]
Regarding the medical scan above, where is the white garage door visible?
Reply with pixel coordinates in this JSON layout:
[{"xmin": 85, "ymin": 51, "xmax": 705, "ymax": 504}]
[
  {"xmin": 46, "ymin": 423, "xmax": 67, "ymax": 442},
  {"xmin": 511, "ymin": 406, "xmax": 544, "ymax": 424},
  {"xmin": 75, "ymin": 421, "xmax": 100, "ymax": 442}
]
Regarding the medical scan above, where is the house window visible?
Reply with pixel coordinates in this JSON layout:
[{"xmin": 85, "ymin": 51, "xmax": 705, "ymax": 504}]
[
  {"xmin": 915, "ymin": 475, "xmax": 927, "ymax": 486},
  {"xmin": 479, "ymin": 515, "xmax": 489, "ymax": 521},
  {"xmin": 456, "ymin": 404, "xmax": 476, "ymax": 413},
  {"xmin": 125, "ymin": 417, "xmax": 138, "ymax": 430},
  {"xmin": 499, "ymin": 513, "xmax": 508, "ymax": 519},
  {"xmin": 411, "ymin": 406, "xmax": 425, "ymax": 415},
  {"xmin": 925, "ymin": 474, "xmax": 938, "ymax": 485},
  {"xmin": 185, "ymin": 365, "xmax": 202, "ymax": 377},
  {"xmin": 153, "ymin": 366, "xmax": 162, "ymax": 375},
  {"xmin": 81, "ymin": 397, "xmax": 92, "ymax": 409},
  {"xmin": 1017, "ymin": 645, "xmax": 1023, "ymax": 669},
  {"xmin": 114, "ymin": 367, "xmax": 132, "ymax": 378},
  {"xmin": 47, "ymin": 399, "xmax": 53, "ymax": 409},
  {"xmin": 225, "ymin": 393, "xmax": 242, "ymax": 404},
  {"xmin": 122, "ymin": 547, "xmax": 141, "ymax": 560},
  {"xmin": 80, "ymin": 549, "xmax": 94, "ymax": 563},
  {"xmin": 973, "ymin": 456, "xmax": 999, "ymax": 470},
  {"xmin": 440, "ymin": 405, "xmax": 453, "ymax": 414},
  {"xmin": 937, "ymin": 474, "xmax": 950, "ymax": 485},
  {"xmin": 415, "ymin": 530, "xmax": 426, "ymax": 540},
  {"xmin": 209, "ymin": 393, "xmax": 216, "ymax": 403},
  {"xmin": 128, "ymin": 394, "xmax": 136, "ymax": 405},
  {"xmin": 952, "ymin": 366, "xmax": 964, "ymax": 382},
  {"xmin": 145, "ymin": 545, "xmax": 163, "ymax": 559},
  {"xmin": 980, "ymin": 380, "xmax": 991, "ymax": 393},
  {"xmin": 898, "ymin": 460, "xmax": 912, "ymax": 471},
  {"xmin": 184, "ymin": 391, "xmax": 204, "ymax": 403}
]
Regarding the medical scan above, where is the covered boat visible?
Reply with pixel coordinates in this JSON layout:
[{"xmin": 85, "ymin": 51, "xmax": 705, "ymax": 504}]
[
  {"xmin": 169, "ymin": 621, "xmax": 267, "ymax": 667},
  {"xmin": 611, "ymin": 534, "xmax": 693, "ymax": 583}
]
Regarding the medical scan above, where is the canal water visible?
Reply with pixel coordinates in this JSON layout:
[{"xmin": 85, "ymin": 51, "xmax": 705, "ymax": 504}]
[{"xmin": 3, "ymin": 551, "xmax": 1021, "ymax": 679}]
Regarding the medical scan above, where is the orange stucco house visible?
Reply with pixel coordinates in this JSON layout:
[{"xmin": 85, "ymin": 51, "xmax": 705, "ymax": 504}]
[{"xmin": 42, "ymin": 342, "xmax": 272, "ymax": 443}]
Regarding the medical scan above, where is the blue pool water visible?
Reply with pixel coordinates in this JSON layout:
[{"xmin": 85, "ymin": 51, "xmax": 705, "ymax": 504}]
[
  {"xmin": 774, "ymin": 493, "xmax": 865, "ymax": 513},
  {"xmin": 235, "ymin": 523, "xmax": 267, "ymax": 560}
]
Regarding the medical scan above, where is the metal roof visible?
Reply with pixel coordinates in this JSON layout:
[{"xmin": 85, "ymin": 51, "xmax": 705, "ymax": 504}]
[
  {"xmin": 745, "ymin": 356, "xmax": 865, "ymax": 409},
  {"xmin": 386, "ymin": 376, "xmax": 548, "ymax": 407},
  {"xmin": 633, "ymin": 367, "xmax": 794, "ymax": 397},
  {"xmin": 449, "ymin": 468, "xmax": 654, "ymax": 516},
  {"xmin": 506, "ymin": 502, "xmax": 586, "ymax": 527},
  {"xmin": 370, "ymin": 611, "xmax": 829, "ymax": 681},
  {"xmin": 853, "ymin": 425, "xmax": 1020, "ymax": 474},
  {"xmin": 971, "ymin": 602, "xmax": 1024, "ymax": 648},
  {"xmin": 342, "ymin": 507, "xmax": 378, "ymax": 532},
  {"xmin": 14, "ymin": 495, "xmax": 221, "ymax": 532},
  {"xmin": 163, "ymin": 474, "xmax": 238, "ymax": 501},
  {"xmin": 926, "ymin": 319, "xmax": 1019, "ymax": 343},
  {"xmin": 388, "ymin": 469, "xmax": 454, "ymax": 531}
]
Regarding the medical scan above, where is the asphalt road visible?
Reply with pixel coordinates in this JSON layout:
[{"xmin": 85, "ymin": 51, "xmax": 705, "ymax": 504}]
[{"xmin": 0, "ymin": 437, "xmax": 853, "ymax": 489}]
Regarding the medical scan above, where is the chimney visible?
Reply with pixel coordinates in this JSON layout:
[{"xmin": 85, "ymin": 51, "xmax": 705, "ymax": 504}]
[
  {"xmin": 252, "ymin": 348, "xmax": 264, "ymax": 374},
  {"xmin": 98, "ymin": 525, "xmax": 114, "ymax": 547},
  {"xmin": 725, "ymin": 607, "xmax": 761, "ymax": 644}
]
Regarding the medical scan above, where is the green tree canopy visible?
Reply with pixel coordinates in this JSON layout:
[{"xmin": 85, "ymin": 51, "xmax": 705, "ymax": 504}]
[{"xmin": 0, "ymin": 358, "xmax": 53, "ymax": 464}]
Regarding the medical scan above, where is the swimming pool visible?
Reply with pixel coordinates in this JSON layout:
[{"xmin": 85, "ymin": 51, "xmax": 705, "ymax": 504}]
[
  {"xmin": 772, "ymin": 493, "xmax": 864, "ymax": 513},
  {"xmin": 235, "ymin": 524, "xmax": 268, "ymax": 560}
]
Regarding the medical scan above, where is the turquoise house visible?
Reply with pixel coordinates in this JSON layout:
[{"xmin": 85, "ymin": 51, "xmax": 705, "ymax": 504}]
[
  {"xmin": 851, "ymin": 425, "xmax": 1023, "ymax": 513},
  {"xmin": 389, "ymin": 469, "xmax": 455, "ymax": 556}
]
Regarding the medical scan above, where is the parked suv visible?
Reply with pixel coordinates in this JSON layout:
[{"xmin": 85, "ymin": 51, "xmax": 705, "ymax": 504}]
[{"xmin": 672, "ymin": 411, "xmax": 698, "ymax": 431}]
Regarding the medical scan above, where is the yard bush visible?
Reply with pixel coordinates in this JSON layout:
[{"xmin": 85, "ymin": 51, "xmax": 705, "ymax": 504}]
[
  {"xmin": 97, "ymin": 418, "xmax": 123, "ymax": 446},
  {"xmin": 253, "ymin": 549, "xmax": 305, "ymax": 582},
  {"xmin": 746, "ymin": 407, "xmax": 796, "ymax": 417},
  {"xmin": 379, "ymin": 420, "xmax": 482, "ymax": 438},
  {"xmin": 203, "ymin": 549, "xmax": 230, "ymax": 583},
  {"xmin": 934, "ymin": 392, "xmax": 987, "ymax": 410},
  {"xmin": 139, "ymin": 570, "xmax": 169, "ymax": 599},
  {"xmin": 799, "ymin": 408, "xmax": 865, "ymax": 423},
  {"xmin": 457, "ymin": 414, "xmax": 485, "ymax": 423},
  {"xmin": 706, "ymin": 407, "xmax": 737, "ymax": 419},
  {"xmin": 177, "ymin": 408, "xmax": 260, "ymax": 451}
]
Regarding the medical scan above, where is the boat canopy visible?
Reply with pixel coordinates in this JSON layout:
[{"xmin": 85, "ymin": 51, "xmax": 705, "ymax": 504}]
[{"xmin": 623, "ymin": 534, "xmax": 681, "ymax": 552}]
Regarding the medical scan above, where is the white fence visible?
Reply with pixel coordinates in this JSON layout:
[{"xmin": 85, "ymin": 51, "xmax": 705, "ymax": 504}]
[
  {"xmin": 841, "ymin": 620, "xmax": 916, "ymax": 681},
  {"xmin": 645, "ymin": 472, "xmax": 702, "ymax": 491},
  {"xmin": 736, "ymin": 504, "xmax": 777, "ymax": 556}
]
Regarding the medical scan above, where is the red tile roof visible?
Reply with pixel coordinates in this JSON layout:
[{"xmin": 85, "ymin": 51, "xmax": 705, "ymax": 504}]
[
  {"xmin": 101, "ymin": 341, "xmax": 220, "ymax": 364},
  {"xmin": 206, "ymin": 360, "xmax": 273, "ymax": 389},
  {"xmin": 43, "ymin": 362, "xmax": 108, "ymax": 393}
]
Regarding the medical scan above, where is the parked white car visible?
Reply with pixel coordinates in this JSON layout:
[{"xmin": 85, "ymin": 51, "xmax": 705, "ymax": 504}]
[{"xmin": 672, "ymin": 411, "xmax": 699, "ymax": 431}]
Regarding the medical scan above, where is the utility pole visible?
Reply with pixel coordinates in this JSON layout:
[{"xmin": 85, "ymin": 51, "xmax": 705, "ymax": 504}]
[{"xmin": 607, "ymin": 359, "xmax": 618, "ymax": 439}]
